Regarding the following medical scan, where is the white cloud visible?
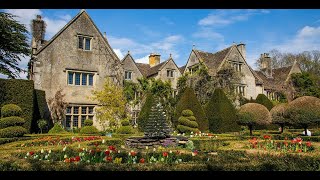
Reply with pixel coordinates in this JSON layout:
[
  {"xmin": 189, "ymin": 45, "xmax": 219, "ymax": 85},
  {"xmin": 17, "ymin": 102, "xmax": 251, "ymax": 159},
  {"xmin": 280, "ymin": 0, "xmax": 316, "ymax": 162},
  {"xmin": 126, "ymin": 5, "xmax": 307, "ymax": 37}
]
[
  {"xmin": 43, "ymin": 16, "xmax": 71, "ymax": 39},
  {"xmin": 108, "ymin": 34, "xmax": 184, "ymax": 63},
  {"xmin": 136, "ymin": 55, "xmax": 149, "ymax": 64},
  {"xmin": 272, "ymin": 25, "xmax": 320, "ymax": 53},
  {"xmin": 137, "ymin": 25, "xmax": 161, "ymax": 38},
  {"xmin": 198, "ymin": 10, "xmax": 268, "ymax": 27},
  {"xmin": 193, "ymin": 28, "xmax": 224, "ymax": 41},
  {"xmin": 113, "ymin": 49, "xmax": 124, "ymax": 60},
  {"xmin": 5, "ymin": 9, "xmax": 42, "ymax": 33}
]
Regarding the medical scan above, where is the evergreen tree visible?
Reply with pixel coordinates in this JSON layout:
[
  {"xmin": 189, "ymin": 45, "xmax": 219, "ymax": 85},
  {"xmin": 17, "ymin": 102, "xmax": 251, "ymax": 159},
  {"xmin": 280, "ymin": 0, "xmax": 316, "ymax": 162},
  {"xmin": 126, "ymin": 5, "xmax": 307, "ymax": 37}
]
[
  {"xmin": 174, "ymin": 87, "xmax": 208, "ymax": 132},
  {"xmin": 204, "ymin": 88, "xmax": 240, "ymax": 133},
  {"xmin": 256, "ymin": 94, "xmax": 274, "ymax": 110},
  {"xmin": 0, "ymin": 12, "xmax": 30, "ymax": 78},
  {"xmin": 137, "ymin": 93, "xmax": 153, "ymax": 131},
  {"xmin": 144, "ymin": 97, "xmax": 171, "ymax": 139}
]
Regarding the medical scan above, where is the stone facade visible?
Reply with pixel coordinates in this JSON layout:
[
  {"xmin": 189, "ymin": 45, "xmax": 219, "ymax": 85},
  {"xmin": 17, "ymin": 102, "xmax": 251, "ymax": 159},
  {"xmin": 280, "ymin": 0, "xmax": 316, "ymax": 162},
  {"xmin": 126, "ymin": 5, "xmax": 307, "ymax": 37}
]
[
  {"xmin": 30, "ymin": 10, "xmax": 123, "ymax": 130},
  {"xmin": 184, "ymin": 44, "xmax": 263, "ymax": 100}
]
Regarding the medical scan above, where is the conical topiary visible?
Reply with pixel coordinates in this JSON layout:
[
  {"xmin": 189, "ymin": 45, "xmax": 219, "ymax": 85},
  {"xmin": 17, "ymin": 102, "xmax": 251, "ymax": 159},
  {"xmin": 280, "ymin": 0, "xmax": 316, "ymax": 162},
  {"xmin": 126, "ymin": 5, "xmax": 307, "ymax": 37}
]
[
  {"xmin": 204, "ymin": 88, "xmax": 241, "ymax": 133},
  {"xmin": 174, "ymin": 87, "xmax": 208, "ymax": 132},
  {"xmin": 144, "ymin": 97, "xmax": 172, "ymax": 139}
]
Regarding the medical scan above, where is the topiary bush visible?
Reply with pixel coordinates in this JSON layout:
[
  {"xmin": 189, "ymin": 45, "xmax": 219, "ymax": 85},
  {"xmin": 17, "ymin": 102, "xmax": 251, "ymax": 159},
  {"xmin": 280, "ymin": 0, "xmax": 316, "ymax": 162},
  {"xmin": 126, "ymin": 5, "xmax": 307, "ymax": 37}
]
[
  {"xmin": 255, "ymin": 94, "xmax": 274, "ymax": 111},
  {"xmin": 80, "ymin": 126, "xmax": 99, "ymax": 134},
  {"xmin": 0, "ymin": 126, "xmax": 27, "ymax": 138},
  {"xmin": 116, "ymin": 118, "xmax": 134, "ymax": 134},
  {"xmin": 270, "ymin": 103, "xmax": 291, "ymax": 133},
  {"xmin": 0, "ymin": 116, "xmax": 25, "ymax": 129},
  {"xmin": 1, "ymin": 104, "xmax": 22, "ymax": 118},
  {"xmin": 48, "ymin": 123, "xmax": 67, "ymax": 134},
  {"xmin": 177, "ymin": 109, "xmax": 199, "ymax": 134},
  {"xmin": 284, "ymin": 96, "xmax": 320, "ymax": 136},
  {"xmin": 37, "ymin": 119, "xmax": 48, "ymax": 134},
  {"xmin": 137, "ymin": 93, "xmax": 154, "ymax": 132},
  {"xmin": 84, "ymin": 119, "xmax": 93, "ymax": 126},
  {"xmin": 174, "ymin": 87, "xmax": 208, "ymax": 132},
  {"xmin": 236, "ymin": 103, "xmax": 272, "ymax": 136},
  {"xmin": 204, "ymin": 88, "xmax": 241, "ymax": 133},
  {"xmin": 0, "ymin": 79, "xmax": 36, "ymax": 133}
]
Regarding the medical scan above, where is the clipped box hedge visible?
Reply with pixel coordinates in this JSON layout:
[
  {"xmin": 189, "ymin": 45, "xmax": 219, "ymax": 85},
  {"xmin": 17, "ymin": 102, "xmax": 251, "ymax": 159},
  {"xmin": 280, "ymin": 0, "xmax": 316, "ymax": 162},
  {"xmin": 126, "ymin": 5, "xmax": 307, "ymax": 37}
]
[
  {"xmin": 190, "ymin": 138, "xmax": 228, "ymax": 152},
  {"xmin": 0, "ymin": 126, "xmax": 28, "ymax": 138},
  {"xmin": 0, "ymin": 79, "xmax": 48, "ymax": 133},
  {"xmin": 0, "ymin": 116, "xmax": 25, "ymax": 129}
]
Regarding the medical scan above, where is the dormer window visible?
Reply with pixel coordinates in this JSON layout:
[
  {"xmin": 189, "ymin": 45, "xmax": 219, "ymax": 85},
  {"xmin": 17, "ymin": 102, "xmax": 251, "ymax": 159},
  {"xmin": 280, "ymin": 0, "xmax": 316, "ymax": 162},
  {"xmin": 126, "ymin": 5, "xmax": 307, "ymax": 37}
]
[{"xmin": 78, "ymin": 35, "xmax": 92, "ymax": 51}]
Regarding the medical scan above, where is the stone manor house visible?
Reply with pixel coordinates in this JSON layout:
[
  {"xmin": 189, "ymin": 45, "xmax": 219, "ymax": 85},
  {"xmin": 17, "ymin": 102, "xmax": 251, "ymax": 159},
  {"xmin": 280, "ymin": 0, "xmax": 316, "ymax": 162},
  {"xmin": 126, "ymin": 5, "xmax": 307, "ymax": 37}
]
[{"xmin": 29, "ymin": 10, "xmax": 301, "ymax": 130}]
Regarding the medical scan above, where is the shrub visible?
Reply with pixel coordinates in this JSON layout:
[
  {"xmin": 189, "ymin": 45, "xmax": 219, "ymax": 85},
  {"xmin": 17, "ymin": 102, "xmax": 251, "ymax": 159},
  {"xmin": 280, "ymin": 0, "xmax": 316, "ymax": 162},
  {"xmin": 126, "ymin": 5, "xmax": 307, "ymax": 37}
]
[
  {"xmin": 0, "ymin": 116, "xmax": 25, "ymax": 129},
  {"xmin": 177, "ymin": 125, "xmax": 199, "ymax": 134},
  {"xmin": 116, "ymin": 126, "xmax": 134, "ymax": 134},
  {"xmin": 84, "ymin": 119, "xmax": 93, "ymax": 126},
  {"xmin": 178, "ymin": 116, "xmax": 198, "ymax": 128},
  {"xmin": 204, "ymin": 88, "xmax": 240, "ymax": 133},
  {"xmin": 80, "ymin": 126, "xmax": 99, "ymax": 134},
  {"xmin": 255, "ymin": 94, "xmax": 274, "ymax": 111},
  {"xmin": 174, "ymin": 87, "xmax": 208, "ymax": 132},
  {"xmin": 1, "ymin": 104, "xmax": 22, "ymax": 118},
  {"xmin": 48, "ymin": 123, "xmax": 67, "ymax": 134},
  {"xmin": 182, "ymin": 109, "xmax": 193, "ymax": 117},
  {"xmin": 285, "ymin": 96, "xmax": 320, "ymax": 136},
  {"xmin": 237, "ymin": 103, "xmax": 272, "ymax": 136},
  {"xmin": 37, "ymin": 119, "xmax": 47, "ymax": 134},
  {"xmin": 137, "ymin": 93, "xmax": 154, "ymax": 131},
  {"xmin": 0, "ymin": 79, "xmax": 37, "ymax": 133},
  {"xmin": 0, "ymin": 126, "xmax": 27, "ymax": 138},
  {"xmin": 121, "ymin": 119, "xmax": 130, "ymax": 126},
  {"xmin": 270, "ymin": 103, "xmax": 291, "ymax": 133}
]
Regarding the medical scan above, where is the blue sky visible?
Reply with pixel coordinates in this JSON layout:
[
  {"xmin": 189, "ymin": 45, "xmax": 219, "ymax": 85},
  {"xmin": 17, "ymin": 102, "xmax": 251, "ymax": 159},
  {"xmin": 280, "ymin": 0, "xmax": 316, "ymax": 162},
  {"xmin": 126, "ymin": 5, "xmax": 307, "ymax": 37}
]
[{"xmin": 2, "ymin": 9, "xmax": 320, "ymax": 79}]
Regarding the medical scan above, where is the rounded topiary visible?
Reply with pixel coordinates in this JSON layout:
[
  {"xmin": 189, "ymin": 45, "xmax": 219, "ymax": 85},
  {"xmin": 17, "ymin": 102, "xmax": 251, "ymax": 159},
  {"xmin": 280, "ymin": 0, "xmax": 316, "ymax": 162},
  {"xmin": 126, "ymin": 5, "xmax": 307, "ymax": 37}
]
[
  {"xmin": 204, "ymin": 88, "xmax": 241, "ymax": 133},
  {"xmin": 0, "ymin": 116, "xmax": 25, "ymax": 129},
  {"xmin": 84, "ymin": 119, "xmax": 93, "ymax": 126},
  {"xmin": 0, "ymin": 126, "xmax": 27, "ymax": 138},
  {"xmin": 121, "ymin": 119, "xmax": 130, "ymax": 126},
  {"xmin": 270, "ymin": 103, "xmax": 291, "ymax": 133},
  {"xmin": 48, "ymin": 123, "xmax": 67, "ymax": 134},
  {"xmin": 1, "ymin": 104, "xmax": 22, "ymax": 118},
  {"xmin": 285, "ymin": 96, "xmax": 320, "ymax": 136},
  {"xmin": 237, "ymin": 103, "xmax": 272, "ymax": 136},
  {"xmin": 177, "ymin": 109, "xmax": 199, "ymax": 134},
  {"xmin": 80, "ymin": 126, "xmax": 99, "ymax": 134},
  {"xmin": 174, "ymin": 88, "xmax": 209, "ymax": 132},
  {"xmin": 116, "ymin": 126, "xmax": 134, "ymax": 134},
  {"xmin": 116, "ymin": 119, "xmax": 134, "ymax": 134}
]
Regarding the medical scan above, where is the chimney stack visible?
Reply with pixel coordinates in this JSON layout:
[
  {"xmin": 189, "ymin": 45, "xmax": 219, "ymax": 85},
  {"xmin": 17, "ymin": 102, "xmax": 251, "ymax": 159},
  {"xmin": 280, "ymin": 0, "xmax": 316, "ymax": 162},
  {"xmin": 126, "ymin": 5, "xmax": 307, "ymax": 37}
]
[
  {"xmin": 103, "ymin": 32, "xmax": 107, "ymax": 39},
  {"xmin": 260, "ymin": 53, "xmax": 272, "ymax": 78},
  {"xmin": 149, "ymin": 53, "xmax": 160, "ymax": 67},
  {"xmin": 237, "ymin": 42, "xmax": 246, "ymax": 60},
  {"xmin": 31, "ymin": 15, "xmax": 46, "ymax": 51}
]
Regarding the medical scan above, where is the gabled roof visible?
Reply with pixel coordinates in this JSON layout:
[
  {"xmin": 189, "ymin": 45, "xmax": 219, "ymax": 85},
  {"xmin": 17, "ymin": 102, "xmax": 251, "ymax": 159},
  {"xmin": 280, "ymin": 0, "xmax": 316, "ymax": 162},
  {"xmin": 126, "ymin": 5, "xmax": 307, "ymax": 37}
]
[
  {"xmin": 179, "ymin": 65, "xmax": 186, "ymax": 74},
  {"xmin": 147, "ymin": 59, "xmax": 169, "ymax": 77},
  {"xmin": 121, "ymin": 52, "xmax": 144, "ymax": 77},
  {"xmin": 255, "ymin": 65, "xmax": 294, "ymax": 90},
  {"xmin": 35, "ymin": 9, "xmax": 120, "ymax": 63},
  {"xmin": 193, "ymin": 46, "xmax": 232, "ymax": 75},
  {"xmin": 136, "ymin": 63, "xmax": 151, "ymax": 77}
]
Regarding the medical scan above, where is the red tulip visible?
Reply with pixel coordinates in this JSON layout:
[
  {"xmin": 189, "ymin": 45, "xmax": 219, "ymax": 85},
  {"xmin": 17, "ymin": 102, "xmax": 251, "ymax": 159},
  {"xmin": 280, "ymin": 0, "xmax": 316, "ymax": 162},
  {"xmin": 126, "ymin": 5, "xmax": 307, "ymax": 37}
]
[
  {"xmin": 106, "ymin": 156, "xmax": 112, "ymax": 162},
  {"xmin": 105, "ymin": 150, "xmax": 110, "ymax": 156},
  {"xmin": 29, "ymin": 151, "xmax": 34, "ymax": 156},
  {"xmin": 139, "ymin": 158, "xmax": 145, "ymax": 163},
  {"xmin": 75, "ymin": 156, "xmax": 81, "ymax": 162},
  {"xmin": 162, "ymin": 152, "xmax": 168, "ymax": 157},
  {"xmin": 306, "ymin": 141, "xmax": 312, "ymax": 147},
  {"xmin": 130, "ymin": 151, "xmax": 137, "ymax": 156}
]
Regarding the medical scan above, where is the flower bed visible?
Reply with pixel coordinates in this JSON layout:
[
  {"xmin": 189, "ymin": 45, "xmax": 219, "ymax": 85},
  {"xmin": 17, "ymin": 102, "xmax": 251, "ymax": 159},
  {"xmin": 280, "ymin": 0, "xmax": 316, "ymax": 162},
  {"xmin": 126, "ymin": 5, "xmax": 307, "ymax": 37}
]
[
  {"xmin": 248, "ymin": 135, "xmax": 315, "ymax": 153},
  {"xmin": 19, "ymin": 145, "xmax": 203, "ymax": 164},
  {"xmin": 18, "ymin": 136, "xmax": 103, "ymax": 147}
]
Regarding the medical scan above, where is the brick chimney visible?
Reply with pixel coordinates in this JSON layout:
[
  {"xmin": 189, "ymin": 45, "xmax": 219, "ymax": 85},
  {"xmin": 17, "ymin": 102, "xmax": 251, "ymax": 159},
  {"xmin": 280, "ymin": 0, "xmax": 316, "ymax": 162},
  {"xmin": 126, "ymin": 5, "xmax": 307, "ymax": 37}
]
[
  {"xmin": 237, "ymin": 42, "xmax": 246, "ymax": 60},
  {"xmin": 260, "ymin": 53, "xmax": 272, "ymax": 78},
  {"xmin": 149, "ymin": 53, "xmax": 160, "ymax": 67}
]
